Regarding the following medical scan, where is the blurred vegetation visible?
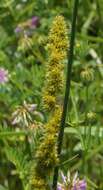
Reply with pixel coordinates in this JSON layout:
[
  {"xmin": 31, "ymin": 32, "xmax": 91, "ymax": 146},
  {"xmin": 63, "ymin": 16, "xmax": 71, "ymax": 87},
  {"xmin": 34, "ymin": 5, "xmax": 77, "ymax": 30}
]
[{"xmin": 0, "ymin": 0, "xmax": 103, "ymax": 189}]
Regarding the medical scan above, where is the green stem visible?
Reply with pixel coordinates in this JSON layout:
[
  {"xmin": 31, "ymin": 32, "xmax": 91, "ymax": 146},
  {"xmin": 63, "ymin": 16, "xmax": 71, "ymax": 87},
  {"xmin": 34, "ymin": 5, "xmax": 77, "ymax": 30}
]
[
  {"xmin": 59, "ymin": 154, "xmax": 78, "ymax": 167},
  {"xmin": 83, "ymin": 85, "xmax": 89, "ymax": 174},
  {"xmin": 77, "ymin": 33, "xmax": 103, "ymax": 43},
  {"xmin": 84, "ymin": 85, "xmax": 89, "ymax": 138},
  {"xmin": 52, "ymin": 0, "xmax": 79, "ymax": 189},
  {"xmin": 70, "ymin": 90, "xmax": 79, "ymax": 124},
  {"xmin": 0, "ymin": 130, "xmax": 28, "ymax": 138},
  {"xmin": 96, "ymin": 0, "xmax": 102, "ymax": 27},
  {"xmin": 71, "ymin": 141, "xmax": 103, "ymax": 172}
]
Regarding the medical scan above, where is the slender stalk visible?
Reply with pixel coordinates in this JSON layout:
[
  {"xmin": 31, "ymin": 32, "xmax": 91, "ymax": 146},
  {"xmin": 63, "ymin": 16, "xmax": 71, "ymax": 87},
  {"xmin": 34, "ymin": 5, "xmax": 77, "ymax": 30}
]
[
  {"xmin": 0, "ymin": 130, "xmax": 28, "ymax": 138},
  {"xmin": 84, "ymin": 85, "xmax": 89, "ymax": 138},
  {"xmin": 52, "ymin": 0, "xmax": 79, "ymax": 189},
  {"xmin": 96, "ymin": 0, "xmax": 102, "ymax": 26},
  {"xmin": 77, "ymin": 33, "xmax": 103, "ymax": 43}
]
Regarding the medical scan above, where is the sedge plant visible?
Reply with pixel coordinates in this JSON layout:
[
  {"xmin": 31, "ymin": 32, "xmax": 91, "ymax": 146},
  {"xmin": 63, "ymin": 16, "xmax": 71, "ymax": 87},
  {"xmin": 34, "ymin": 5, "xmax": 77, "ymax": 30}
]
[
  {"xmin": 30, "ymin": 15, "xmax": 68, "ymax": 190},
  {"xmin": 53, "ymin": 0, "xmax": 79, "ymax": 189}
]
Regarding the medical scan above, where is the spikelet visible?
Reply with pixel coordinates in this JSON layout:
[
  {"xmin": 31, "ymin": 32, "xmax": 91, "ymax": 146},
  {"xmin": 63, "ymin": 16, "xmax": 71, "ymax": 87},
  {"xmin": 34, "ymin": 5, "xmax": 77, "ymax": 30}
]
[
  {"xmin": 30, "ymin": 107, "xmax": 62, "ymax": 189},
  {"xmin": 30, "ymin": 15, "xmax": 68, "ymax": 190},
  {"xmin": 30, "ymin": 175, "xmax": 47, "ymax": 190},
  {"xmin": 35, "ymin": 106, "xmax": 62, "ymax": 171},
  {"xmin": 43, "ymin": 15, "xmax": 68, "ymax": 111}
]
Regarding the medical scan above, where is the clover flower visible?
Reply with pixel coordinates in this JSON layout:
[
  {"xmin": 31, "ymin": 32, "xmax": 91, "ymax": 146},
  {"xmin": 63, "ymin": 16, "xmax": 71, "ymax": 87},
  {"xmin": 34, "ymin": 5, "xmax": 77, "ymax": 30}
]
[
  {"xmin": 14, "ymin": 26, "xmax": 22, "ymax": 33},
  {"xmin": 15, "ymin": 16, "xmax": 39, "ymax": 34},
  {"xmin": 0, "ymin": 68, "xmax": 9, "ymax": 84},
  {"xmin": 12, "ymin": 102, "xmax": 33, "ymax": 127},
  {"xmin": 12, "ymin": 101, "xmax": 43, "ymax": 127},
  {"xmin": 30, "ymin": 16, "xmax": 39, "ymax": 28},
  {"xmin": 57, "ymin": 171, "xmax": 86, "ymax": 190}
]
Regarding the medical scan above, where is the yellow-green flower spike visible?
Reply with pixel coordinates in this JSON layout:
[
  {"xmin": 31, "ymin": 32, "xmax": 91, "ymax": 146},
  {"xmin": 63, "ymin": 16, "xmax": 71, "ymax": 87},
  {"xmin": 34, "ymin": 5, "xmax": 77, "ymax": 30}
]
[
  {"xmin": 30, "ymin": 15, "xmax": 68, "ymax": 190},
  {"xmin": 43, "ymin": 15, "xmax": 68, "ymax": 111}
]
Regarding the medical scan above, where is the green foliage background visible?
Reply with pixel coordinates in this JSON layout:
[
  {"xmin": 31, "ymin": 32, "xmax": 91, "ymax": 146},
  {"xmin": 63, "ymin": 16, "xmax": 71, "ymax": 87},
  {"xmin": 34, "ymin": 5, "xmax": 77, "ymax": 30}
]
[{"xmin": 0, "ymin": 0, "xmax": 103, "ymax": 189}]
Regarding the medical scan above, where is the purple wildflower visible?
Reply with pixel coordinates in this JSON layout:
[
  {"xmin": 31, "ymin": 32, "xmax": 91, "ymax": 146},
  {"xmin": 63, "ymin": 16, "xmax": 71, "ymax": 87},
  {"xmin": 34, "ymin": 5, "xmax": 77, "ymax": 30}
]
[
  {"xmin": 30, "ymin": 16, "xmax": 39, "ymax": 28},
  {"xmin": 73, "ymin": 172, "xmax": 86, "ymax": 190},
  {"xmin": 73, "ymin": 180, "xmax": 86, "ymax": 190},
  {"xmin": 57, "ymin": 185, "xmax": 62, "ymax": 190},
  {"xmin": 57, "ymin": 171, "xmax": 87, "ymax": 190},
  {"xmin": 60, "ymin": 171, "xmax": 67, "ymax": 184},
  {"xmin": 14, "ymin": 16, "xmax": 39, "ymax": 35},
  {"xmin": 0, "ymin": 68, "xmax": 9, "ymax": 84},
  {"xmin": 14, "ymin": 26, "xmax": 22, "ymax": 33}
]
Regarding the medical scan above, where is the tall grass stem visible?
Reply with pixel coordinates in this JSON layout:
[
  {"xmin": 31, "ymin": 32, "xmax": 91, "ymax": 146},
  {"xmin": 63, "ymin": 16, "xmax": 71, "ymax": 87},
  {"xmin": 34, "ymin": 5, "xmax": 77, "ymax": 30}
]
[{"xmin": 52, "ymin": 0, "xmax": 79, "ymax": 189}]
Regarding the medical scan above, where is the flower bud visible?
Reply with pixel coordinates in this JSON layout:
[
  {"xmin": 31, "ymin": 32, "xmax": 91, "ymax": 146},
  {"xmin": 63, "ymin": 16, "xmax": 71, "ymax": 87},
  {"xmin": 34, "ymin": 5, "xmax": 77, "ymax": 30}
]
[{"xmin": 80, "ymin": 67, "xmax": 94, "ymax": 84}]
